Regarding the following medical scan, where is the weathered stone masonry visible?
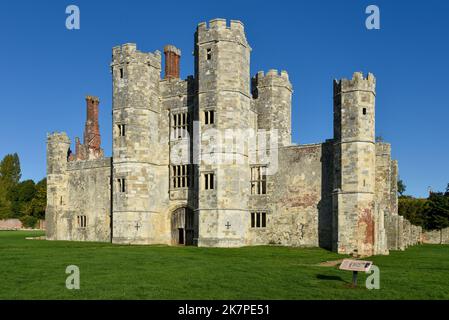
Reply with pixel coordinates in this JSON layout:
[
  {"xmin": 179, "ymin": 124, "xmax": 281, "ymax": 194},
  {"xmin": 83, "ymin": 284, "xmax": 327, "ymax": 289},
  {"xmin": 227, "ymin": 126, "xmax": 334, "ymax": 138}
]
[{"xmin": 46, "ymin": 18, "xmax": 421, "ymax": 256}]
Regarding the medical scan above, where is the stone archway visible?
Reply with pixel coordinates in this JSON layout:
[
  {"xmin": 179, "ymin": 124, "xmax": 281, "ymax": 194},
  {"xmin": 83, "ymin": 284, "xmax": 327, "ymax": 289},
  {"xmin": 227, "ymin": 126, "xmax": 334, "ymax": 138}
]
[{"xmin": 171, "ymin": 207, "xmax": 194, "ymax": 246}]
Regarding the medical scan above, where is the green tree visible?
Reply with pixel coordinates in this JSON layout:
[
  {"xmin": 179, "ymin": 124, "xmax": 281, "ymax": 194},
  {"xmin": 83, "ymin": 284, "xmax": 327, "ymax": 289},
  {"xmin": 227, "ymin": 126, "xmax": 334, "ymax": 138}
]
[
  {"xmin": 426, "ymin": 192, "xmax": 449, "ymax": 230},
  {"xmin": 29, "ymin": 178, "xmax": 46, "ymax": 219},
  {"xmin": 9, "ymin": 180, "xmax": 36, "ymax": 217},
  {"xmin": 397, "ymin": 179, "xmax": 406, "ymax": 197},
  {"xmin": 398, "ymin": 197, "xmax": 429, "ymax": 227},
  {"xmin": 0, "ymin": 153, "xmax": 21, "ymax": 186},
  {"xmin": 0, "ymin": 153, "xmax": 21, "ymax": 218}
]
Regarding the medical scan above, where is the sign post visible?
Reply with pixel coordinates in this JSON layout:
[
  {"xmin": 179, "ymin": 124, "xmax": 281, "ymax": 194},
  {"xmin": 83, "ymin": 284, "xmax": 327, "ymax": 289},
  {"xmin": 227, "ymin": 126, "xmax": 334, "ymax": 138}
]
[{"xmin": 339, "ymin": 259, "xmax": 373, "ymax": 288}]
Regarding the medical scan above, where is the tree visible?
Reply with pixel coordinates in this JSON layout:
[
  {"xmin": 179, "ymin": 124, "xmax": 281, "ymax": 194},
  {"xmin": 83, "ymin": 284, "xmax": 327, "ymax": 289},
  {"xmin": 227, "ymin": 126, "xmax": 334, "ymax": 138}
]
[
  {"xmin": 0, "ymin": 153, "xmax": 21, "ymax": 218},
  {"xmin": 0, "ymin": 153, "xmax": 21, "ymax": 186},
  {"xmin": 445, "ymin": 183, "xmax": 449, "ymax": 197},
  {"xmin": 426, "ymin": 192, "xmax": 449, "ymax": 230},
  {"xmin": 397, "ymin": 179, "xmax": 406, "ymax": 197},
  {"xmin": 29, "ymin": 178, "xmax": 47, "ymax": 219},
  {"xmin": 398, "ymin": 197, "xmax": 429, "ymax": 227},
  {"xmin": 9, "ymin": 180, "xmax": 36, "ymax": 217}
]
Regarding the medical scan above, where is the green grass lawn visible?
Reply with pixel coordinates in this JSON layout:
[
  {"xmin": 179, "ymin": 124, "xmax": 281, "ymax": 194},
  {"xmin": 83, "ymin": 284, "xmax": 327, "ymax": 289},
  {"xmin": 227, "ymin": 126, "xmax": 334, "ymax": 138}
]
[{"xmin": 1, "ymin": 230, "xmax": 448, "ymax": 300}]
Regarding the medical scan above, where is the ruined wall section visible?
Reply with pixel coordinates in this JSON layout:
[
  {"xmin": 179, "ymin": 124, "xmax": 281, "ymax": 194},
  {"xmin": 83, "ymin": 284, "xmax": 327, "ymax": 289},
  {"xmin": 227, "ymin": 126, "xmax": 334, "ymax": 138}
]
[
  {"xmin": 422, "ymin": 227, "xmax": 449, "ymax": 244},
  {"xmin": 64, "ymin": 158, "xmax": 111, "ymax": 242},
  {"xmin": 247, "ymin": 143, "xmax": 333, "ymax": 247},
  {"xmin": 46, "ymin": 132, "xmax": 70, "ymax": 240}
]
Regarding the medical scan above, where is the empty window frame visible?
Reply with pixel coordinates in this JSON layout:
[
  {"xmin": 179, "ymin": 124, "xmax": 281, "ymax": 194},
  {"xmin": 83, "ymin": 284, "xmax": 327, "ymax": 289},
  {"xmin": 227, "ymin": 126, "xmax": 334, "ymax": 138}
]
[
  {"xmin": 251, "ymin": 166, "xmax": 267, "ymax": 195},
  {"xmin": 77, "ymin": 215, "xmax": 87, "ymax": 228},
  {"xmin": 206, "ymin": 48, "xmax": 212, "ymax": 60},
  {"xmin": 172, "ymin": 165, "xmax": 192, "ymax": 188},
  {"xmin": 117, "ymin": 178, "xmax": 126, "ymax": 193},
  {"xmin": 118, "ymin": 124, "xmax": 126, "ymax": 137},
  {"xmin": 204, "ymin": 172, "xmax": 215, "ymax": 190},
  {"xmin": 172, "ymin": 112, "xmax": 190, "ymax": 139},
  {"xmin": 119, "ymin": 68, "xmax": 124, "ymax": 79},
  {"xmin": 204, "ymin": 110, "xmax": 215, "ymax": 125},
  {"xmin": 250, "ymin": 212, "xmax": 267, "ymax": 228}
]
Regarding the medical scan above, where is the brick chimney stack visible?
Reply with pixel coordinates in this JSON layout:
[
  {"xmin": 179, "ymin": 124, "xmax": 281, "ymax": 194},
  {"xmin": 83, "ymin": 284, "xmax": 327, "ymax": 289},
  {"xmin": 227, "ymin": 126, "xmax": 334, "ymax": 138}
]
[
  {"xmin": 84, "ymin": 95, "xmax": 101, "ymax": 151},
  {"xmin": 164, "ymin": 45, "xmax": 181, "ymax": 79}
]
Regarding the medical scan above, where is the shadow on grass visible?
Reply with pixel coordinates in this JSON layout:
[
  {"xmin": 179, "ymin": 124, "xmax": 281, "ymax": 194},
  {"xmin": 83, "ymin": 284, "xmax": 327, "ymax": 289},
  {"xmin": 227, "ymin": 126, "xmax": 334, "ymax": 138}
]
[{"xmin": 316, "ymin": 274, "xmax": 348, "ymax": 283}]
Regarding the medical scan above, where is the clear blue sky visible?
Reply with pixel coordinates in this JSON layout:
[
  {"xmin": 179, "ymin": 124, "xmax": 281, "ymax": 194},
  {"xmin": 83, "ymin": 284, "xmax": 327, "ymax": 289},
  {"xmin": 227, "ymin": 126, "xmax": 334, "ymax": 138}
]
[{"xmin": 0, "ymin": 0, "xmax": 448, "ymax": 197}]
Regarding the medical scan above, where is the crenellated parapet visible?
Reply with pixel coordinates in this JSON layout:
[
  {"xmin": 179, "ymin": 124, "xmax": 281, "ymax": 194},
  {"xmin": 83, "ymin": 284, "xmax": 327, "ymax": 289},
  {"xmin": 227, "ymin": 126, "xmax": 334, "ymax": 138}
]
[
  {"xmin": 111, "ymin": 43, "xmax": 161, "ymax": 69},
  {"xmin": 252, "ymin": 69, "xmax": 292, "ymax": 93},
  {"xmin": 196, "ymin": 19, "xmax": 249, "ymax": 48},
  {"xmin": 333, "ymin": 72, "xmax": 376, "ymax": 96}
]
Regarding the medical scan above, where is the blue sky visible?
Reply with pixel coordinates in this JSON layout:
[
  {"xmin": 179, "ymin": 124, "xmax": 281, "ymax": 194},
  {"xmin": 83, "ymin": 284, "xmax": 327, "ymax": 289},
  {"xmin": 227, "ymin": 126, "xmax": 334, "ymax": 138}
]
[{"xmin": 0, "ymin": 0, "xmax": 448, "ymax": 197}]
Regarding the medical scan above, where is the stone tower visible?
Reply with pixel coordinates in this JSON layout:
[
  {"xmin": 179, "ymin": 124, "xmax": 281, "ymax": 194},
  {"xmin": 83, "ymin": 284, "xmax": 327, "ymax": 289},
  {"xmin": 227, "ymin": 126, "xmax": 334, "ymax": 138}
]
[
  {"xmin": 110, "ymin": 43, "xmax": 168, "ymax": 244},
  {"xmin": 252, "ymin": 69, "xmax": 292, "ymax": 147},
  {"xmin": 195, "ymin": 19, "xmax": 253, "ymax": 247},
  {"xmin": 333, "ymin": 72, "xmax": 377, "ymax": 256},
  {"xmin": 46, "ymin": 132, "xmax": 70, "ymax": 240}
]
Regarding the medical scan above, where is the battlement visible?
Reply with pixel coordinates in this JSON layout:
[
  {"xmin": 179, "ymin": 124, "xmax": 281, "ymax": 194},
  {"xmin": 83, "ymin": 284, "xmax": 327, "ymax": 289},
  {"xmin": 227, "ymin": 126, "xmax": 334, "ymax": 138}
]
[
  {"xmin": 333, "ymin": 72, "xmax": 376, "ymax": 95},
  {"xmin": 111, "ymin": 43, "xmax": 161, "ymax": 69},
  {"xmin": 376, "ymin": 142, "xmax": 392, "ymax": 155},
  {"xmin": 196, "ymin": 18, "xmax": 248, "ymax": 48},
  {"xmin": 47, "ymin": 132, "xmax": 70, "ymax": 143},
  {"xmin": 252, "ymin": 69, "xmax": 292, "ymax": 90}
]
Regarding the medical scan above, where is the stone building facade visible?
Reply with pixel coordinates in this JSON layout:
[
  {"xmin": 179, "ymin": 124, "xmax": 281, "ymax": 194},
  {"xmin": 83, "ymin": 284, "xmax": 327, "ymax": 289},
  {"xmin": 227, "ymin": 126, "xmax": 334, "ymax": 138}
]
[{"xmin": 46, "ymin": 19, "xmax": 417, "ymax": 256}]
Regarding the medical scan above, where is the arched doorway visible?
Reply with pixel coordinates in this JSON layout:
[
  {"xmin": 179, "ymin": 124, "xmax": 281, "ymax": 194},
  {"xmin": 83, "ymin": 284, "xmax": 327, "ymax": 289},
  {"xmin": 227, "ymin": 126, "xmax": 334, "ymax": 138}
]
[{"xmin": 171, "ymin": 207, "xmax": 194, "ymax": 246}]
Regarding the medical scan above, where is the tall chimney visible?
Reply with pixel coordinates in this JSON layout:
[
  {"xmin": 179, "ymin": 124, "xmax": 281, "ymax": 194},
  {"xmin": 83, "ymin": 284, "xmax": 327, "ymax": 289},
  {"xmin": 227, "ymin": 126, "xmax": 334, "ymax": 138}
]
[
  {"xmin": 84, "ymin": 95, "xmax": 101, "ymax": 151},
  {"xmin": 164, "ymin": 45, "xmax": 181, "ymax": 79}
]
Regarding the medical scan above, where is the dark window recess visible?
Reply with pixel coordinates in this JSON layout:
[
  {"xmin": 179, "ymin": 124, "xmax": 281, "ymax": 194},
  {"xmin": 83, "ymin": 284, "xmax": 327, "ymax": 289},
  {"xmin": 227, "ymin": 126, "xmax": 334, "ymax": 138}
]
[
  {"xmin": 118, "ymin": 178, "xmax": 126, "ymax": 193},
  {"xmin": 172, "ymin": 165, "xmax": 192, "ymax": 188},
  {"xmin": 204, "ymin": 173, "xmax": 214, "ymax": 190},
  {"xmin": 206, "ymin": 48, "xmax": 212, "ymax": 60},
  {"xmin": 250, "ymin": 212, "xmax": 267, "ymax": 228},
  {"xmin": 204, "ymin": 110, "xmax": 215, "ymax": 125},
  {"xmin": 363, "ymin": 108, "xmax": 367, "ymax": 115},
  {"xmin": 77, "ymin": 215, "xmax": 87, "ymax": 228},
  {"xmin": 120, "ymin": 68, "xmax": 124, "ymax": 79},
  {"xmin": 118, "ymin": 124, "xmax": 126, "ymax": 136},
  {"xmin": 172, "ymin": 112, "xmax": 189, "ymax": 139}
]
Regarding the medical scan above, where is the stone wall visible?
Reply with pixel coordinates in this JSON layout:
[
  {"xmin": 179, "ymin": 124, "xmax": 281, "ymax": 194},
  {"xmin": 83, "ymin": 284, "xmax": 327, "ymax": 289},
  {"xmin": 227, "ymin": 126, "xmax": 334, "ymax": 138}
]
[
  {"xmin": 246, "ymin": 143, "xmax": 333, "ymax": 248},
  {"xmin": 422, "ymin": 227, "xmax": 449, "ymax": 244},
  {"xmin": 63, "ymin": 158, "xmax": 112, "ymax": 242},
  {"xmin": 0, "ymin": 219, "xmax": 46, "ymax": 230}
]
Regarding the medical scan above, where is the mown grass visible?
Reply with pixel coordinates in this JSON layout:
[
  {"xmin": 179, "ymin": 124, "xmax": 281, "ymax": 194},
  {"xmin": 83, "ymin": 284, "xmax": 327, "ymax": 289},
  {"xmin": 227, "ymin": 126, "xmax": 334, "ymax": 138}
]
[{"xmin": 0, "ymin": 231, "xmax": 448, "ymax": 299}]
